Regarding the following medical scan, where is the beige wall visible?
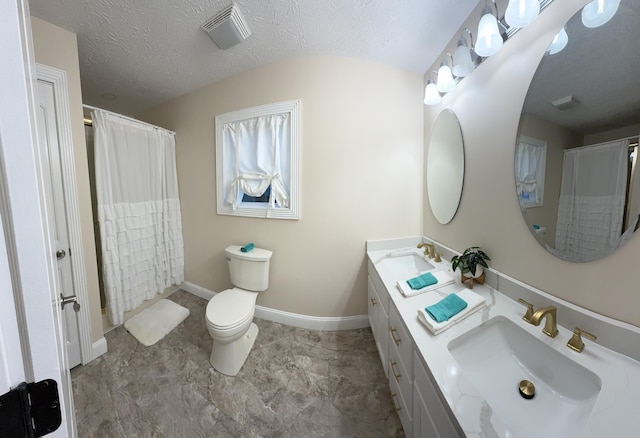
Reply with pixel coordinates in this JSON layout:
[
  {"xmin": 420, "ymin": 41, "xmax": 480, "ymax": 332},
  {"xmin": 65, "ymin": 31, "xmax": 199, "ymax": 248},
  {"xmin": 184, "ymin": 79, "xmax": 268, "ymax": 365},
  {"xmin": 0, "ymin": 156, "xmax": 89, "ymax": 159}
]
[
  {"xmin": 141, "ymin": 56, "xmax": 424, "ymax": 317},
  {"xmin": 31, "ymin": 17, "xmax": 103, "ymax": 342},
  {"xmin": 423, "ymin": 0, "xmax": 640, "ymax": 327}
]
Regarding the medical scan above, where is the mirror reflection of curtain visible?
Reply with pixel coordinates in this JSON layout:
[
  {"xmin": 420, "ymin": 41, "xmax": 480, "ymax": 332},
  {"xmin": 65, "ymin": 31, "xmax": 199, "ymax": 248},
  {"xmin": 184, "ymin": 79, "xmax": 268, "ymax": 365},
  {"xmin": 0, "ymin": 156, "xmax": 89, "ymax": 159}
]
[
  {"xmin": 93, "ymin": 109, "xmax": 185, "ymax": 325},
  {"xmin": 515, "ymin": 137, "xmax": 547, "ymax": 208},
  {"xmin": 555, "ymin": 139, "xmax": 629, "ymax": 262}
]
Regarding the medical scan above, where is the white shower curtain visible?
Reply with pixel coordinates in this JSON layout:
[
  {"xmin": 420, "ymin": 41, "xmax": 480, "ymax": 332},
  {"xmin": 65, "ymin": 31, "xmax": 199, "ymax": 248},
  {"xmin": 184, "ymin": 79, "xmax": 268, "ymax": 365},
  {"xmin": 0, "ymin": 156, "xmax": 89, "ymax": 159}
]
[
  {"xmin": 93, "ymin": 110, "xmax": 184, "ymax": 325},
  {"xmin": 555, "ymin": 140, "xmax": 628, "ymax": 262}
]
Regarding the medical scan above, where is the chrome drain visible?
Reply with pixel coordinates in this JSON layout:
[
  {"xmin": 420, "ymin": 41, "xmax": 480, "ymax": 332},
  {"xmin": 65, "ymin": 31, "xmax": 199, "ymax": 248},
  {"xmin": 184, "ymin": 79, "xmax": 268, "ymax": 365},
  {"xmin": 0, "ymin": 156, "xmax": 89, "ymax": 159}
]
[{"xmin": 519, "ymin": 379, "xmax": 535, "ymax": 399}]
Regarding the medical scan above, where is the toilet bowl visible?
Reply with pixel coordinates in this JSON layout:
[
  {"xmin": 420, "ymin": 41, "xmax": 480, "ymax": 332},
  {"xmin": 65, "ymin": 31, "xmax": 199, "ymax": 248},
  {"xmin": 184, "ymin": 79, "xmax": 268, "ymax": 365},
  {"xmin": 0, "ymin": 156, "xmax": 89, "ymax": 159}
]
[
  {"xmin": 205, "ymin": 245, "xmax": 272, "ymax": 376},
  {"xmin": 206, "ymin": 288, "xmax": 258, "ymax": 376}
]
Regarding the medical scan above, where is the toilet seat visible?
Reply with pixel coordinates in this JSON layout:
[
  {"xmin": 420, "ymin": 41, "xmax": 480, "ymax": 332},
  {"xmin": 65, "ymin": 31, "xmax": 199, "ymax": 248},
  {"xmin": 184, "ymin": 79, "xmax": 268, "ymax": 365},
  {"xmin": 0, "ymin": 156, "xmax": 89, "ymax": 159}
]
[{"xmin": 206, "ymin": 288, "xmax": 256, "ymax": 331}]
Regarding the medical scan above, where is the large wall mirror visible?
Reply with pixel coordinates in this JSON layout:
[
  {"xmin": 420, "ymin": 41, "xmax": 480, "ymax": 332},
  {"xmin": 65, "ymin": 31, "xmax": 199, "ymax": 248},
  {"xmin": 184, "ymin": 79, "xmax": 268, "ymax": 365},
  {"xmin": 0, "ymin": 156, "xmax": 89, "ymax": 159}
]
[
  {"xmin": 428, "ymin": 109, "xmax": 465, "ymax": 224},
  {"xmin": 515, "ymin": 0, "xmax": 640, "ymax": 263}
]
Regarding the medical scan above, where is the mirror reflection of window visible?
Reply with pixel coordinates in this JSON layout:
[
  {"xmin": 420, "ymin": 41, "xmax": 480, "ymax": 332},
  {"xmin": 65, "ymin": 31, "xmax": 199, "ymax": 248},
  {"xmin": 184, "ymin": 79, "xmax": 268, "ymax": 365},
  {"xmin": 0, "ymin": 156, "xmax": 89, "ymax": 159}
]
[{"xmin": 515, "ymin": 136, "xmax": 547, "ymax": 209}]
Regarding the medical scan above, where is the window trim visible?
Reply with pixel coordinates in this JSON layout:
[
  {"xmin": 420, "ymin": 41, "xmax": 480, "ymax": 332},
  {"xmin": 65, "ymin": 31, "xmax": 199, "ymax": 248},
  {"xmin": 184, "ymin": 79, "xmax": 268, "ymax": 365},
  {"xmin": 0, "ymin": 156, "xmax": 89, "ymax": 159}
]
[{"xmin": 215, "ymin": 100, "xmax": 300, "ymax": 219}]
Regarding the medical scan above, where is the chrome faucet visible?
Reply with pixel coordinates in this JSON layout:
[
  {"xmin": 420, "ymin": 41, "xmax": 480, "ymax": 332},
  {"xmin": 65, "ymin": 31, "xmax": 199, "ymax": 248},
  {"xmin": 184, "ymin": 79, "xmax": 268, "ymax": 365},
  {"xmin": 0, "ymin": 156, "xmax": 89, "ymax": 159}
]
[{"xmin": 529, "ymin": 305, "xmax": 558, "ymax": 338}]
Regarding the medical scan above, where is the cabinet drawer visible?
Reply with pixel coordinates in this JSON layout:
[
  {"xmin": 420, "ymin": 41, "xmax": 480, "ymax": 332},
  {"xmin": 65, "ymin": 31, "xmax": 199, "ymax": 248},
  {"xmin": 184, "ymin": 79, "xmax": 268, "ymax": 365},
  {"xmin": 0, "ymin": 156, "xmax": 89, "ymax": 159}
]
[
  {"xmin": 389, "ymin": 302, "xmax": 413, "ymax": 376},
  {"xmin": 389, "ymin": 368, "xmax": 412, "ymax": 438},
  {"xmin": 368, "ymin": 275, "xmax": 389, "ymax": 377},
  {"xmin": 388, "ymin": 338, "xmax": 412, "ymax": 412},
  {"xmin": 413, "ymin": 353, "xmax": 463, "ymax": 437},
  {"xmin": 367, "ymin": 260, "xmax": 389, "ymax": 314}
]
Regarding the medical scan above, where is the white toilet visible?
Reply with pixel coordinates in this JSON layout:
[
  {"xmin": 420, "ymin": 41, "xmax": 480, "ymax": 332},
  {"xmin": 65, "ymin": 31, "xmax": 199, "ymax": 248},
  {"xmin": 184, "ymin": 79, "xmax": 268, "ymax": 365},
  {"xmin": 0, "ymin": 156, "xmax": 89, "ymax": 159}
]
[{"xmin": 205, "ymin": 245, "xmax": 272, "ymax": 376}]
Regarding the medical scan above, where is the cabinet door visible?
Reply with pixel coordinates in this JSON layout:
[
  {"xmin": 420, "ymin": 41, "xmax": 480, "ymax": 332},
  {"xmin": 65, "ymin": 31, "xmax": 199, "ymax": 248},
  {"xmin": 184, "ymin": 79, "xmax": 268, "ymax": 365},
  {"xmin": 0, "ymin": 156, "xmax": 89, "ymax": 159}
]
[
  {"xmin": 413, "ymin": 353, "xmax": 464, "ymax": 438},
  {"xmin": 413, "ymin": 380, "xmax": 439, "ymax": 438}
]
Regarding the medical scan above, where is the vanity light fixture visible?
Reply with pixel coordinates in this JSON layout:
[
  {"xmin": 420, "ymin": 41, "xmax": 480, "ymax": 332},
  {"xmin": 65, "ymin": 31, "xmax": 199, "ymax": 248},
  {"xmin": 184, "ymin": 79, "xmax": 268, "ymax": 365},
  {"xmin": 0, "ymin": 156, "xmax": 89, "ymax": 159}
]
[
  {"xmin": 475, "ymin": 0, "xmax": 503, "ymax": 57},
  {"xmin": 505, "ymin": 0, "xmax": 541, "ymax": 29},
  {"xmin": 424, "ymin": 0, "xmax": 554, "ymax": 106},
  {"xmin": 546, "ymin": 26, "xmax": 568, "ymax": 55},
  {"xmin": 424, "ymin": 77, "xmax": 442, "ymax": 105},
  {"xmin": 436, "ymin": 54, "xmax": 456, "ymax": 93},
  {"xmin": 581, "ymin": 0, "xmax": 621, "ymax": 28},
  {"xmin": 452, "ymin": 29, "xmax": 475, "ymax": 78}
]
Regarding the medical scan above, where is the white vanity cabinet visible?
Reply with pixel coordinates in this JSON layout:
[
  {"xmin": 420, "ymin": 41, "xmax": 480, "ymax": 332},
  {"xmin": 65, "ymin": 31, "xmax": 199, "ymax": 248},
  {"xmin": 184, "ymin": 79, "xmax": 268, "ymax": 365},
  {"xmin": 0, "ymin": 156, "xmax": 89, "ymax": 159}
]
[
  {"xmin": 367, "ymin": 262, "xmax": 389, "ymax": 377},
  {"xmin": 367, "ymin": 255, "xmax": 461, "ymax": 438}
]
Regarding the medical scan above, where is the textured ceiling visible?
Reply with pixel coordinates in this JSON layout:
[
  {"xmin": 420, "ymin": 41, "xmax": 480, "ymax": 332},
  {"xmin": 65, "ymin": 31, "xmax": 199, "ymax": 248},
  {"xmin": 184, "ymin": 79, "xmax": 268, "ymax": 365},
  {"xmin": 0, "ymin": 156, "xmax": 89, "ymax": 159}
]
[
  {"xmin": 523, "ymin": 1, "xmax": 640, "ymax": 136},
  {"xmin": 29, "ymin": 0, "xmax": 480, "ymax": 116}
]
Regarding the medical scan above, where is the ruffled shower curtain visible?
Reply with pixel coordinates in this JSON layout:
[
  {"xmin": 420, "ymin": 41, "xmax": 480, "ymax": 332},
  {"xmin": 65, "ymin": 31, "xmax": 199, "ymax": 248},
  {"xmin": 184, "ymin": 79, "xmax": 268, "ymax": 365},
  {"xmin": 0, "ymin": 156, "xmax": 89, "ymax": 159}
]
[
  {"xmin": 93, "ymin": 110, "xmax": 184, "ymax": 325},
  {"xmin": 555, "ymin": 140, "xmax": 628, "ymax": 262}
]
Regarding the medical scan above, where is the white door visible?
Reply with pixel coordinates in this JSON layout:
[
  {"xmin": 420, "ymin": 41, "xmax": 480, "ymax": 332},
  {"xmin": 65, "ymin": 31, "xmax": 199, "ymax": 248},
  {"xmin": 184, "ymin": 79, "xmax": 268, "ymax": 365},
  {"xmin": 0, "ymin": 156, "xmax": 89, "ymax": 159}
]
[
  {"xmin": 0, "ymin": 202, "xmax": 26, "ymax": 395},
  {"xmin": 36, "ymin": 80, "xmax": 82, "ymax": 368},
  {"xmin": 0, "ymin": 0, "xmax": 75, "ymax": 435}
]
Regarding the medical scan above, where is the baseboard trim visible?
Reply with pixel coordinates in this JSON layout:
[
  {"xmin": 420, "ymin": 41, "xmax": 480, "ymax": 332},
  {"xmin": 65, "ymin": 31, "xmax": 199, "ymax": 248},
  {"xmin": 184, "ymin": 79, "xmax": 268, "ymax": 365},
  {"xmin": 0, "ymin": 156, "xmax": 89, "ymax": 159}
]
[
  {"xmin": 181, "ymin": 281, "xmax": 215, "ymax": 300},
  {"xmin": 91, "ymin": 337, "xmax": 108, "ymax": 362},
  {"xmin": 180, "ymin": 281, "xmax": 370, "ymax": 331}
]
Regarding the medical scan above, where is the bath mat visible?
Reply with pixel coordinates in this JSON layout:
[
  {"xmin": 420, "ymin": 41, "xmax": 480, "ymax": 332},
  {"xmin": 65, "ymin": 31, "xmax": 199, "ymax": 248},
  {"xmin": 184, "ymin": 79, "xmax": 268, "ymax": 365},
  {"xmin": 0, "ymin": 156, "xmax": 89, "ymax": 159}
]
[{"xmin": 124, "ymin": 299, "xmax": 190, "ymax": 346}]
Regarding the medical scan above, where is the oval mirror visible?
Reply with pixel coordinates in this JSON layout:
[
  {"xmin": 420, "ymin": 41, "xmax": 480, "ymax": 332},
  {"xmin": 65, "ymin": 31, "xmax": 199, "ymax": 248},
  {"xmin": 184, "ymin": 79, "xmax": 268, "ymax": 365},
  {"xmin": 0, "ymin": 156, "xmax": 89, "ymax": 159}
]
[
  {"xmin": 515, "ymin": 0, "xmax": 640, "ymax": 262},
  {"xmin": 428, "ymin": 109, "xmax": 465, "ymax": 224}
]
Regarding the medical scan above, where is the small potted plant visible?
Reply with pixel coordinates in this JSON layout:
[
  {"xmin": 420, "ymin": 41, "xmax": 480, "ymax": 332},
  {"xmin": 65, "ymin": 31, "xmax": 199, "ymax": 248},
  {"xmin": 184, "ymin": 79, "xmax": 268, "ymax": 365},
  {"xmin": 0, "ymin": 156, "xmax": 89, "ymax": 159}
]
[{"xmin": 451, "ymin": 247, "xmax": 490, "ymax": 286}]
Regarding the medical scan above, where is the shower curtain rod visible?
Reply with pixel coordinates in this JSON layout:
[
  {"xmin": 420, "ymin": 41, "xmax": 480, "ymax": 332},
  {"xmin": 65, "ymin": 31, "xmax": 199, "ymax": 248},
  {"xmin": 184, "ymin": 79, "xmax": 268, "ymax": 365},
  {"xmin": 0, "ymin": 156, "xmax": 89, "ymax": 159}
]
[
  {"xmin": 563, "ymin": 135, "xmax": 639, "ymax": 153},
  {"xmin": 82, "ymin": 104, "xmax": 176, "ymax": 135}
]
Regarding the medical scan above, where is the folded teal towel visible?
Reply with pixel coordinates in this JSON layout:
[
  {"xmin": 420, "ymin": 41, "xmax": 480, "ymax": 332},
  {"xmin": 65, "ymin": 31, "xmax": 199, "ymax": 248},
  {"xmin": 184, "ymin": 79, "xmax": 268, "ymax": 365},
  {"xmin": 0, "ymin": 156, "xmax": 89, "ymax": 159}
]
[
  {"xmin": 240, "ymin": 243, "xmax": 255, "ymax": 253},
  {"xmin": 407, "ymin": 272, "xmax": 438, "ymax": 290},
  {"xmin": 425, "ymin": 294, "xmax": 468, "ymax": 323}
]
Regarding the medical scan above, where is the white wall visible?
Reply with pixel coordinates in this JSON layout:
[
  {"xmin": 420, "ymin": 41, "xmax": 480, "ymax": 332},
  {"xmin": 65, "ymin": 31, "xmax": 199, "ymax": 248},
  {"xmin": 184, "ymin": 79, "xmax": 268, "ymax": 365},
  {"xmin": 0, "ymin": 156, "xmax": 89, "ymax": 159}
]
[{"xmin": 423, "ymin": 0, "xmax": 640, "ymax": 327}]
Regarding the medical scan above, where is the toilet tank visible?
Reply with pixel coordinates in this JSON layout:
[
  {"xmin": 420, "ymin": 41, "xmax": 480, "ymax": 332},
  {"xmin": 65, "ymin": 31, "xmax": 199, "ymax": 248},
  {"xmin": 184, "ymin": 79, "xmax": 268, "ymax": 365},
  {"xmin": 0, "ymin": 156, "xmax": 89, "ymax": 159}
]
[{"xmin": 225, "ymin": 245, "xmax": 273, "ymax": 291}]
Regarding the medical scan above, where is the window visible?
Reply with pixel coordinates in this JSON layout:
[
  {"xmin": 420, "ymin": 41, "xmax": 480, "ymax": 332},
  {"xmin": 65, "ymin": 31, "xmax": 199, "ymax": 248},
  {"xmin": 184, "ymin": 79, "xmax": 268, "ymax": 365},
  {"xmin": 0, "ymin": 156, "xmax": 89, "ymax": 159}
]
[
  {"xmin": 515, "ymin": 136, "xmax": 547, "ymax": 208},
  {"xmin": 216, "ymin": 100, "xmax": 300, "ymax": 219}
]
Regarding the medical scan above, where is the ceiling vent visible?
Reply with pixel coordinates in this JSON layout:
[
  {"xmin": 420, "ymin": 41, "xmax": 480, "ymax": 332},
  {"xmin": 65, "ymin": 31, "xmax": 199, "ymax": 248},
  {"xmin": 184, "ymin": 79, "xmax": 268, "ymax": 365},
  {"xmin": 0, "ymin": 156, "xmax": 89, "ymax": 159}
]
[
  {"xmin": 551, "ymin": 95, "xmax": 580, "ymax": 110},
  {"xmin": 201, "ymin": 3, "xmax": 252, "ymax": 50}
]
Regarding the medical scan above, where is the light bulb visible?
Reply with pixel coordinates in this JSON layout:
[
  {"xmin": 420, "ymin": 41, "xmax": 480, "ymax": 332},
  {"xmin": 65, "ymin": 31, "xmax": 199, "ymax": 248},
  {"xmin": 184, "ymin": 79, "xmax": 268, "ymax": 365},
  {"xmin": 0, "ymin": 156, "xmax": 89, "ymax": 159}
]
[
  {"xmin": 546, "ymin": 27, "xmax": 568, "ymax": 55},
  {"xmin": 505, "ymin": 0, "xmax": 540, "ymax": 28},
  {"xmin": 424, "ymin": 81, "xmax": 441, "ymax": 106},
  {"xmin": 581, "ymin": 0, "xmax": 620, "ymax": 28},
  {"xmin": 475, "ymin": 6, "xmax": 503, "ymax": 57},
  {"xmin": 436, "ymin": 62, "xmax": 455, "ymax": 93},
  {"xmin": 452, "ymin": 40, "xmax": 474, "ymax": 77}
]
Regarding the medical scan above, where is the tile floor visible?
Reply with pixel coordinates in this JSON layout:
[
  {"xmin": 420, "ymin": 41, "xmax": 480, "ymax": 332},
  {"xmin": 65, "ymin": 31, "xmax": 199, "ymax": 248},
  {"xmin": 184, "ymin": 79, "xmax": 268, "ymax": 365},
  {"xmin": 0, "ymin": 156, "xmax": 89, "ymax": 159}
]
[{"xmin": 71, "ymin": 291, "xmax": 404, "ymax": 437}]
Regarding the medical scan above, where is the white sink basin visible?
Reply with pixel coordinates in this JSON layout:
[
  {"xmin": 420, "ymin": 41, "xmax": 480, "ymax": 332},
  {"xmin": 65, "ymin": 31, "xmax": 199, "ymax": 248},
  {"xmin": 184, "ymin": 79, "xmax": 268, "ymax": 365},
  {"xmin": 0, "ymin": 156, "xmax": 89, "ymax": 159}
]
[
  {"xmin": 376, "ymin": 252, "xmax": 434, "ymax": 281},
  {"xmin": 448, "ymin": 316, "xmax": 601, "ymax": 438}
]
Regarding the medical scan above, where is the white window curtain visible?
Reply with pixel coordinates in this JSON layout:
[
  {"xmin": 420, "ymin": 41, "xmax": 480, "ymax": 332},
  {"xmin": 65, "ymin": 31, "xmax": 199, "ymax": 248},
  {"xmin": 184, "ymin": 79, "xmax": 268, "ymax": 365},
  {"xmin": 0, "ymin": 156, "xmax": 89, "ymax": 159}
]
[
  {"xmin": 93, "ymin": 110, "xmax": 184, "ymax": 325},
  {"xmin": 555, "ymin": 139, "xmax": 628, "ymax": 262},
  {"xmin": 222, "ymin": 114, "xmax": 290, "ymax": 210},
  {"xmin": 515, "ymin": 137, "xmax": 546, "ymax": 208}
]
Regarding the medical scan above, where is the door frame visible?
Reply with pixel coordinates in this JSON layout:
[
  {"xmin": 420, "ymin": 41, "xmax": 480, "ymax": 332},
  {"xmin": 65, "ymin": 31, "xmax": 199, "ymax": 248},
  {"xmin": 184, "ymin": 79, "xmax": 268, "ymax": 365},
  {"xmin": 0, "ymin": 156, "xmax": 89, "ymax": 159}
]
[
  {"xmin": 37, "ymin": 64, "xmax": 94, "ymax": 366},
  {"xmin": 0, "ymin": 0, "xmax": 75, "ymax": 435}
]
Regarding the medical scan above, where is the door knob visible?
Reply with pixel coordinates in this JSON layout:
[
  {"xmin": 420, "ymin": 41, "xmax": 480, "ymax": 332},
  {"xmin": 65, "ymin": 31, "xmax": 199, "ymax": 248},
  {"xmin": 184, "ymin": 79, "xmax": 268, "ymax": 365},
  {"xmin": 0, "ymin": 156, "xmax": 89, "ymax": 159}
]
[
  {"xmin": 60, "ymin": 293, "xmax": 80, "ymax": 312},
  {"xmin": 56, "ymin": 249, "xmax": 66, "ymax": 260}
]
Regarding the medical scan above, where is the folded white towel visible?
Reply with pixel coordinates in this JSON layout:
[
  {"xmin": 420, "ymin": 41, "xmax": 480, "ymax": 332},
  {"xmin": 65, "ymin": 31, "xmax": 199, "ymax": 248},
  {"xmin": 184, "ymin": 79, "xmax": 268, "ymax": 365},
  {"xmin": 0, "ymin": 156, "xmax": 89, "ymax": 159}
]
[
  {"xmin": 417, "ymin": 288, "xmax": 486, "ymax": 335},
  {"xmin": 397, "ymin": 270, "xmax": 455, "ymax": 297}
]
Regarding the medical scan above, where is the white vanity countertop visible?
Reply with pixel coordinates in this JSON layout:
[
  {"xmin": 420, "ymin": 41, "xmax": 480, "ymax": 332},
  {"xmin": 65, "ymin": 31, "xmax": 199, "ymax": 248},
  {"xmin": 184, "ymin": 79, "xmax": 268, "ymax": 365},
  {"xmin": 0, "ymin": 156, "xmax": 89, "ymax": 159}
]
[{"xmin": 367, "ymin": 244, "xmax": 640, "ymax": 438}]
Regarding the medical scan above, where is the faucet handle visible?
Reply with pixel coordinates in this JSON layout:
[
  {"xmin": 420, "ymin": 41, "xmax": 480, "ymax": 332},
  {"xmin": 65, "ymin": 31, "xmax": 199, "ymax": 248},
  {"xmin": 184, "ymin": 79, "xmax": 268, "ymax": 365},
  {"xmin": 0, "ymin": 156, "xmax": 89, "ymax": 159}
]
[
  {"xmin": 517, "ymin": 298, "xmax": 534, "ymax": 323},
  {"xmin": 567, "ymin": 327, "xmax": 597, "ymax": 353}
]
